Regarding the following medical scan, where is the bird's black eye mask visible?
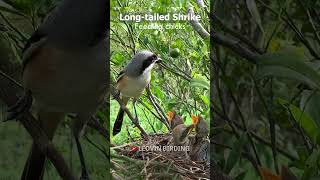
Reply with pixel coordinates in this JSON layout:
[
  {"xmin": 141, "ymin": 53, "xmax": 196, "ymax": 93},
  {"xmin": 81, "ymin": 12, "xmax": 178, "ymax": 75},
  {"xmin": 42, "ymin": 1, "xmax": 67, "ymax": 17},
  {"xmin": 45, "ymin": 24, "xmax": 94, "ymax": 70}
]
[{"xmin": 140, "ymin": 54, "xmax": 158, "ymax": 74}]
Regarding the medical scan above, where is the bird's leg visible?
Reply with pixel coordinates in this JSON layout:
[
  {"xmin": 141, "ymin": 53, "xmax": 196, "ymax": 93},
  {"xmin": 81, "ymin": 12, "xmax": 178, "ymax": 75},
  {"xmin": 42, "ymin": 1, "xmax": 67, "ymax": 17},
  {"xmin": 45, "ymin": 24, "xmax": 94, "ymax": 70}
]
[
  {"xmin": 6, "ymin": 90, "xmax": 33, "ymax": 121},
  {"xmin": 74, "ymin": 135, "xmax": 89, "ymax": 180},
  {"xmin": 72, "ymin": 115, "xmax": 90, "ymax": 180},
  {"xmin": 132, "ymin": 98, "xmax": 138, "ymax": 123}
]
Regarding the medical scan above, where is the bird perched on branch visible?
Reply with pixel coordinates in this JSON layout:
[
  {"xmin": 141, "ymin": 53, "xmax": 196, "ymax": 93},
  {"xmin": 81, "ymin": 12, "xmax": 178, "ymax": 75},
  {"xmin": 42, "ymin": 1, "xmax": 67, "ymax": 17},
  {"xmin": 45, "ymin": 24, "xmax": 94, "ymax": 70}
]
[
  {"xmin": 167, "ymin": 111, "xmax": 184, "ymax": 130},
  {"xmin": 112, "ymin": 50, "xmax": 162, "ymax": 136},
  {"xmin": 7, "ymin": 0, "xmax": 108, "ymax": 179}
]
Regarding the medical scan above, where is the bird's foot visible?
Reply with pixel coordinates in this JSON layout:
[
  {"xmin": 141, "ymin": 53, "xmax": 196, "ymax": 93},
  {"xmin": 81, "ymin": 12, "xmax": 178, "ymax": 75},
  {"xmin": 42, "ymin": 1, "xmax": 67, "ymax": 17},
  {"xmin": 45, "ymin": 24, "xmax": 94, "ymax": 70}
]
[
  {"xmin": 133, "ymin": 117, "xmax": 139, "ymax": 124},
  {"xmin": 6, "ymin": 91, "xmax": 32, "ymax": 122},
  {"xmin": 112, "ymin": 89, "xmax": 121, "ymax": 100},
  {"xmin": 131, "ymin": 117, "xmax": 139, "ymax": 127}
]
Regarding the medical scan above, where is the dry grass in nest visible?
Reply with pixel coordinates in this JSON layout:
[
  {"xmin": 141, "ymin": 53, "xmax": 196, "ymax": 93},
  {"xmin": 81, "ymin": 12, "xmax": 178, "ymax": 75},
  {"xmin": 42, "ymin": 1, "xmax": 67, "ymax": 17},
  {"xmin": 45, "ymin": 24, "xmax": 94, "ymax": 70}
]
[{"xmin": 111, "ymin": 134, "xmax": 210, "ymax": 180}]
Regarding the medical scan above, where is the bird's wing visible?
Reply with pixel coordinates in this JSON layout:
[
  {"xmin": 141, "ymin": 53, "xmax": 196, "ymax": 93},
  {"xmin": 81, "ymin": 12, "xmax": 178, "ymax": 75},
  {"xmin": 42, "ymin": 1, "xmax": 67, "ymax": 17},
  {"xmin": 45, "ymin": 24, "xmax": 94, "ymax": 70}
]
[
  {"xmin": 22, "ymin": 30, "xmax": 48, "ymax": 71},
  {"xmin": 116, "ymin": 70, "xmax": 125, "ymax": 83}
]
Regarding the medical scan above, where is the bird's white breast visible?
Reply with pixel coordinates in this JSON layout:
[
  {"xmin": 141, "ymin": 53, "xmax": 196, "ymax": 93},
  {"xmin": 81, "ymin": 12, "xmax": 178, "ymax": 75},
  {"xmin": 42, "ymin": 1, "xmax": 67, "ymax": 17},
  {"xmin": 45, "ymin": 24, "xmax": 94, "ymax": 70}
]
[{"xmin": 120, "ymin": 71, "xmax": 151, "ymax": 98}]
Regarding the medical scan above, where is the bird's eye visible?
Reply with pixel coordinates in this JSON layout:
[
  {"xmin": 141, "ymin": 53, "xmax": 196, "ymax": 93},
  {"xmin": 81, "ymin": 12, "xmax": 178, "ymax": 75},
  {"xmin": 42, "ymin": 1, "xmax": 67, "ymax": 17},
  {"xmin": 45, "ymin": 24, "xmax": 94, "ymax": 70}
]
[{"xmin": 151, "ymin": 55, "xmax": 157, "ymax": 60}]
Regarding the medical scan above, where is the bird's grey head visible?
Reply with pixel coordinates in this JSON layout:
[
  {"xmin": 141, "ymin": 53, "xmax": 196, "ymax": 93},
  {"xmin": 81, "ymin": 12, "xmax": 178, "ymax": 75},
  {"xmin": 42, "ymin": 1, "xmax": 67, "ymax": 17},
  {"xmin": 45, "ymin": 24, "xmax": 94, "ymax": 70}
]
[
  {"xmin": 125, "ymin": 50, "xmax": 162, "ymax": 76},
  {"xmin": 42, "ymin": 0, "xmax": 108, "ymax": 48}
]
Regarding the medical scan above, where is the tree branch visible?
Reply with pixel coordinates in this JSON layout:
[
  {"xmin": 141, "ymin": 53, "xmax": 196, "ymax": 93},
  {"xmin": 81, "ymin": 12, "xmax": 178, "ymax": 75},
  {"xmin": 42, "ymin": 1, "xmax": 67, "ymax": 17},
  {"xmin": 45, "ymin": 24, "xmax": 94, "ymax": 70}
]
[
  {"xmin": 146, "ymin": 84, "xmax": 170, "ymax": 131},
  {"xmin": 0, "ymin": 77, "xmax": 76, "ymax": 180}
]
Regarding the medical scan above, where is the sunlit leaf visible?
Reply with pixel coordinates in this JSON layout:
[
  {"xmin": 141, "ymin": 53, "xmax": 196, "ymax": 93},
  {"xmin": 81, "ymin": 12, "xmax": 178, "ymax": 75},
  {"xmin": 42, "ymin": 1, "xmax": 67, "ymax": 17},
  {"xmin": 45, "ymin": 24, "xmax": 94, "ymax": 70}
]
[
  {"xmin": 190, "ymin": 76, "xmax": 209, "ymax": 90},
  {"xmin": 278, "ymin": 98, "xmax": 320, "ymax": 144}
]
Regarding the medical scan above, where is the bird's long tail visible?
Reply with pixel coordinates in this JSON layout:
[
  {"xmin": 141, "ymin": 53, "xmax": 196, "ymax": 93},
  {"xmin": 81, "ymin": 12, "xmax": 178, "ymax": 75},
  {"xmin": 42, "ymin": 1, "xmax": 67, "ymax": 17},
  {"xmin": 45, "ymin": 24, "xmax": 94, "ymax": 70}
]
[
  {"xmin": 113, "ymin": 97, "xmax": 129, "ymax": 136},
  {"xmin": 21, "ymin": 111, "xmax": 63, "ymax": 180}
]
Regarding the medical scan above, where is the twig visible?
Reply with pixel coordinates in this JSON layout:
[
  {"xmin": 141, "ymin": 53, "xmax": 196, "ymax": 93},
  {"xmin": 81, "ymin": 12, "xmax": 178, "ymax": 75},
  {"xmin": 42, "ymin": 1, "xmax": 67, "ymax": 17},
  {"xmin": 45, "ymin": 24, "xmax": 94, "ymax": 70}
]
[
  {"xmin": 88, "ymin": 116, "xmax": 109, "ymax": 140},
  {"xmin": 0, "ymin": 12, "xmax": 28, "ymax": 42},
  {"xmin": 0, "ymin": 79, "xmax": 76, "ymax": 180},
  {"xmin": 145, "ymin": 84, "xmax": 170, "ymax": 131},
  {"xmin": 256, "ymin": 0, "xmax": 320, "ymax": 59},
  {"xmin": 213, "ymin": 33, "xmax": 258, "ymax": 63},
  {"xmin": 0, "ymin": 69, "xmax": 22, "ymax": 88},
  {"xmin": 296, "ymin": 0, "xmax": 320, "ymax": 46},
  {"xmin": 213, "ymin": 108, "xmax": 298, "ymax": 161},
  {"xmin": 251, "ymin": 74, "xmax": 279, "ymax": 173},
  {"xmin": 188, "ymin": 7, "xmax": 210, "ymax": 39},
  {"xmin": 159, "ymin": 63, "xmax": 191, "ymax": 82},
  {"xmin": 212, "ymin": 13, "xmax": 263, "ymax": 54},
  {"xmin": 84, "ymin": 135, "xmax": 109, "ymax": 159}
]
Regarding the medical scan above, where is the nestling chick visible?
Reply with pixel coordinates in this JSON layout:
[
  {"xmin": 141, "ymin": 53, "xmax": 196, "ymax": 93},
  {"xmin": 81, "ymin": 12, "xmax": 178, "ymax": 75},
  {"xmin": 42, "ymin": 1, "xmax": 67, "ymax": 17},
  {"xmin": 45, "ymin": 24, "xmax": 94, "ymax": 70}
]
[
  {"xmin": 172, "ymin": 124, "xmax": 194, "ymax": 146},
  {"xmin": 192, "ymin": 115, "xmax": 209, "ymax": 141},
  {"xmin": 167, "ymin": 111, "xmax": 184, "ymax": 130},
  {"xmin": 190, "ymin": 115, "xmax": 210, "ymax": 165},
  {"xmin": 171, "ymin": 123, "xmax": 194, "ymax": 159}
]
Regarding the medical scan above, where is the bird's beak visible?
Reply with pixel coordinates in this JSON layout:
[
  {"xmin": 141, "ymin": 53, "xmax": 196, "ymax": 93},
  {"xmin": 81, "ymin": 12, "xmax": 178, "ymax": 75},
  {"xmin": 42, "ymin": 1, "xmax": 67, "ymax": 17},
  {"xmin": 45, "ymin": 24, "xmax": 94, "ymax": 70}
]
[
  {"xmin": 180, "ymin": 125, "xmax": 194, "ymax": 141},
  {"xmin": 156, "ymin": 58, "xmax": 162, "ymax": 64}
]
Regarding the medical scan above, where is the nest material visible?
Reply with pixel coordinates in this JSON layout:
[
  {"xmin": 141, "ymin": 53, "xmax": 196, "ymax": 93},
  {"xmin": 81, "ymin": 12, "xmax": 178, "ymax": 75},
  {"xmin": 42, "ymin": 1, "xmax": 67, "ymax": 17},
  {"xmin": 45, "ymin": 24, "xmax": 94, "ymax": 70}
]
[{"xmin": 112, "ymin": 134, "xmax": 210, "ymax": 180}]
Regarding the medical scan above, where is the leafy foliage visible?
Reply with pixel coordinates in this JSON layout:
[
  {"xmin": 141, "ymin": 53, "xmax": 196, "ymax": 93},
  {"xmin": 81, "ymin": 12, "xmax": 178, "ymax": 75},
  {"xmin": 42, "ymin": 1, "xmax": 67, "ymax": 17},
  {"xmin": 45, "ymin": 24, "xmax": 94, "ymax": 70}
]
[
  {"xmin": 110, "ymin": 0, "xmax": 210, "ymax": 144},
  {"xmin": 214, "ymin": 0, "xmax": 320, "ymax": 179}
]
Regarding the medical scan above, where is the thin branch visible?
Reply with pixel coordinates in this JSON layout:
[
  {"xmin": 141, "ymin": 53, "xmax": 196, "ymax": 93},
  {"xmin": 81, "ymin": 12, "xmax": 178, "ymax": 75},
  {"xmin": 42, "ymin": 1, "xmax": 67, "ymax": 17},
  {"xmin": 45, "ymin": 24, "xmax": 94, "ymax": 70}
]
[
  {"xmin": 145, "ymin": 84, "xmax": 170, "ymax": 131},
  {"xmin": 213, "ymin": 33, "xmax": 258, "ymax": 63},
  {"xmin": 0, "ymin": 12, "xmax": 27, "ymax": 42},
  {"xmin": 296, "ymin": 0, "xmax": 320, "ymax": 46},
  {"xmin": 88, "ymin": 116, "xmax": 109, "ymax": 140},
  {"xmin": 212, "ymin": 14, "xmax": 263, "ymax": 54},
  {"xmin": 251, "ymin": 74, "xmax": 279, "ymax": 173},
  {"xmin": 0, "ymin": 79, "xmax": 76, "ymax": 180},
  {"xmin": 213, "ymin": 108, "xmax": 298, "ymax": 161},
  {"xmin": 0, "ymin": 69, "xmax": 22, "ymax": 88},
  {"xmin": 188, "ymin": 7, "xmax": 210, "ymax": 39},
  {"xmin": 256, "ymin": 0, "xmax": 320, "ymax": 59}
]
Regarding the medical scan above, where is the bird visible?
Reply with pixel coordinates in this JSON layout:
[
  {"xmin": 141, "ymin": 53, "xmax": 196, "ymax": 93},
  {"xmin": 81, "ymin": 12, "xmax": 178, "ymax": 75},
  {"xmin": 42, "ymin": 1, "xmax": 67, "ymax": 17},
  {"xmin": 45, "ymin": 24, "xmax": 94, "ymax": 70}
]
[
  {"xmin": 171, "ymin": 122, "xmax": 194, "ymax": 159},
  {"xmin": 192, "ymin": 115, "xmax": 209, "ymax": 141},
  {"xmin": 167, "ymin": 111, "xmax": 184, "ymax": 130},
  {"xmin": 7, "ymin": 0, "xmax": 108, "ymax": 179},
  {"xmin": 112, "ymin": 50, "xmax": 162, "ymax": 136},
  {"xmin": 172, "ymin": 124, "xmax": 194, "ymax": 146},
  {"xmin": 190, "ymin": 115, "xmax": 210, "ymax": 165}
]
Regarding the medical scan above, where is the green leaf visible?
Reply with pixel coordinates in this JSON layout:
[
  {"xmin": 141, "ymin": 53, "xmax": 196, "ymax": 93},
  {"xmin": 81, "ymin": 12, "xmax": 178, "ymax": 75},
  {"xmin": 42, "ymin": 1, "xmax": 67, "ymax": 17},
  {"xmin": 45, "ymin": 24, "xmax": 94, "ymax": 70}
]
[
  {"xmin": 225, "ymin": 134, "xmax": 247, "ymax": 173},
  {"xmin": 235, "ymin": 171, "xmax": 247, "ymax": 180},
  {"xmin": 200, "ymin": 95, "xmax": 209, "ymax": 105},
  {"xmin": 302, "ymin": 149, "xmax": 320, "ymax": 180},
  {"xmin": 278, "ymin": 98, "xmax": 320, "ymax": 144},
  {"xmin": 246, "ymin": 0, "xmax": 263, "ymax": 33},
  {"xmin": 0, "ymin": 5, "xmax": 25, "ymax": 16},
  {"xmin": 2, "ymin": 0, "xmax": 34, "ymax": 14},
  {"xmin": 190, "ymin": 77, "xmax": 209, "ymax": 90},
  {"xmin": 300, "ymin": 90, "xmax": 320, "ymax": 128},
  {"xmin": 256, "ymin": 50, "xmax": 320, "ymax": 90}
]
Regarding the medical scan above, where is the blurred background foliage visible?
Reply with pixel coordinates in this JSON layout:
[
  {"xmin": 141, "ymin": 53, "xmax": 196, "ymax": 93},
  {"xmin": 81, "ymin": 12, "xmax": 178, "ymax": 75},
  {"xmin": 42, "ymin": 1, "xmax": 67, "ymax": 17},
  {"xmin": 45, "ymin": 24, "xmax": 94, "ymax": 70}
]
[
  {"xmin": 0, "ymin": 0, "xmax": 109, "ymax": 179},
  {"xmin": 110, "ymin": 0, "xmax": 210, "ymax": 145},
  {"xmin": 213, "ymin": 0, "xmax": 320, "ymax": 179}
]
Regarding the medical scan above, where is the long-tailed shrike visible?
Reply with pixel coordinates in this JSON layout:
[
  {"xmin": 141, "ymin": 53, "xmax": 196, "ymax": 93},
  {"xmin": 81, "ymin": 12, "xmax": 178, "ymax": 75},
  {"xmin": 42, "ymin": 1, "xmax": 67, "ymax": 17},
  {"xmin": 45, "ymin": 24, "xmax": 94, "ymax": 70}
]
[
  {"xmin": 112, "ymin": 50, "xmax": 161, "ymax": 136},
  {"xmin": 8, "ymin": 0, "xmax": 108, "ymax": 179}
]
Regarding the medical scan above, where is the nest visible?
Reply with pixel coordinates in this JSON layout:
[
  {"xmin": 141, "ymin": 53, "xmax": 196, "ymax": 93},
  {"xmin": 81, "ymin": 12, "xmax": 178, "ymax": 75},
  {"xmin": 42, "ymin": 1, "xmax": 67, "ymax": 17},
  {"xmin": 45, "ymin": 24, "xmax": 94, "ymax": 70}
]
[{"xmin": 111, "ymin": 134, "xmax": 210, "ymax": 180}]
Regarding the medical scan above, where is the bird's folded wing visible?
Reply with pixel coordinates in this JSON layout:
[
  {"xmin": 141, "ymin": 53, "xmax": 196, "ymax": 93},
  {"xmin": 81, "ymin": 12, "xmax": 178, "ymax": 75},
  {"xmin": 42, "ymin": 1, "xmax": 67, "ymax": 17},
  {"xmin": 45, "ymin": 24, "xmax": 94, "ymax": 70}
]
[{"xmin": 22, "ymin": 30, "xmax": 48, "ymax": 71}]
